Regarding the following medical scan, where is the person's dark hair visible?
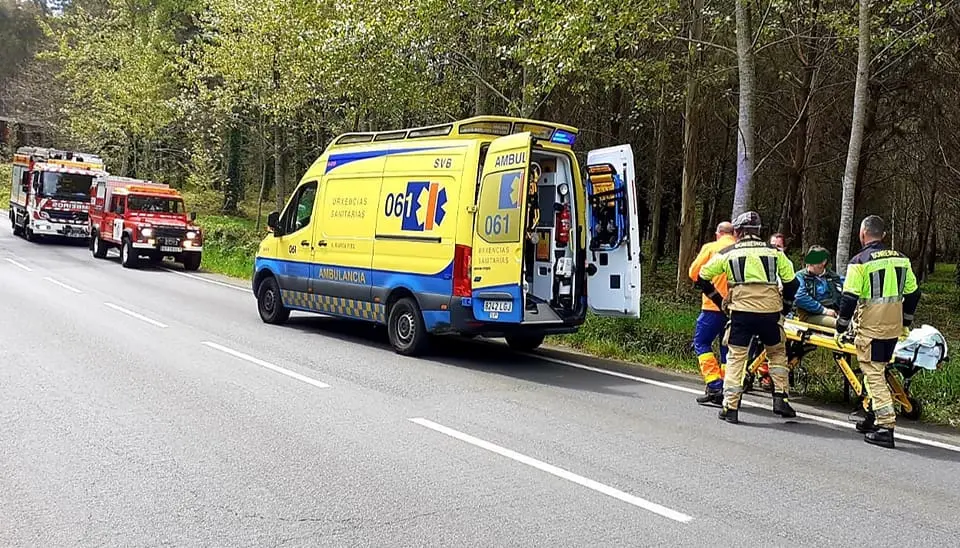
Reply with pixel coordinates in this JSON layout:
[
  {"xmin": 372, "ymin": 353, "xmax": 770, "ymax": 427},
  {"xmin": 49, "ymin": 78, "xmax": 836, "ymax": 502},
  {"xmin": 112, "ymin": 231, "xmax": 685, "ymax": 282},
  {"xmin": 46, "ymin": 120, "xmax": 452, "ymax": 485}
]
[{"xmin": 861, "ymin": 215, "xmax": 885, "ymax": 238}]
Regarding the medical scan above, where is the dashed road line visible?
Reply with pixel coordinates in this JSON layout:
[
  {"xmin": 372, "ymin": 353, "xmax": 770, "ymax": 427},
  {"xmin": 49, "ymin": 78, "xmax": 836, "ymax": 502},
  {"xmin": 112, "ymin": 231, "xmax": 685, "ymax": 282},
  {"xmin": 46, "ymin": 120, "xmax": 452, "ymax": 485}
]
[
  {"xmin": 201, "ymin": 341, "xmax": 330, "ymax": 389},
  {"xmin": 103, "ymin": 302, "xmax": 169, "ymax": 328},
  {"xmin": 4, "ymin": 258, "xmax": 32, "ymax": 271},
  {"xmin": 409, "ymin": 417, "xmax": 693, "ymax": 523},
  {"xmin": 44, "ymin": 276, "xmax": 82, "ymax": 294}
]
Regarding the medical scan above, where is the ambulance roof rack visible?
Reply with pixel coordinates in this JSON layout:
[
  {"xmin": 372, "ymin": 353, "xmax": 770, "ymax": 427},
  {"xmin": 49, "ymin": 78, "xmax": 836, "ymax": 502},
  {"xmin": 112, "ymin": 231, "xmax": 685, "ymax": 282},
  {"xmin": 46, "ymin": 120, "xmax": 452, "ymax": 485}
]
[{"xmin": 330, "ymin": 116, "xmax": 579, "ymax": 148}]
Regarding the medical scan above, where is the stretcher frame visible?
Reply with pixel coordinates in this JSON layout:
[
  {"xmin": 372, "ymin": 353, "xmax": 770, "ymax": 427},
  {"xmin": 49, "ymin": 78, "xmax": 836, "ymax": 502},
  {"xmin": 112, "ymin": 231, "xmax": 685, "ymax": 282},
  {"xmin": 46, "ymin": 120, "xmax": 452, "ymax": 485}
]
[{"xmin": 744, "ymin": 319, "xmax": 929, "ymax": 419}]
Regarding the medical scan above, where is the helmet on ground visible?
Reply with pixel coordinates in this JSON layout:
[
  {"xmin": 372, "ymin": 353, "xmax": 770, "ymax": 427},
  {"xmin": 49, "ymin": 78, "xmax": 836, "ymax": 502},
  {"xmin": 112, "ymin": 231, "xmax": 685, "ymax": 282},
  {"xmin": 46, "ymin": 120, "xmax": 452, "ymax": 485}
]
[{"xmin": 732, "ymin": 211, "xmax": 762, "ymax": 231}]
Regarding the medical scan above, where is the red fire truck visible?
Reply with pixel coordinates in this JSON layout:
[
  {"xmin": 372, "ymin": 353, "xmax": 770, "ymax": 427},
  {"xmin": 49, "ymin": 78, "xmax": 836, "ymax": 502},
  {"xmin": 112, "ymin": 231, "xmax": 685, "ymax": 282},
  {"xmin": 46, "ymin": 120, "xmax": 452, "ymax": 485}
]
[
  {"xmin": 89, "ymin": 176, "xmax": 203, "ymax": 270},
  {"xmin": 9, "ymin": 147, "xmax": 106, "ymax": 242}
]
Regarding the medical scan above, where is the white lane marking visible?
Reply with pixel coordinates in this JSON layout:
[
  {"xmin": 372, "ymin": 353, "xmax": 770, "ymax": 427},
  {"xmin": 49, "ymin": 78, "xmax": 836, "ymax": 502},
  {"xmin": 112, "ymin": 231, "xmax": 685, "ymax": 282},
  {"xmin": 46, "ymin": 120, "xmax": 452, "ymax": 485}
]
[
  {"xmin": 103, "ymin": 302, "xmax": 169, "ymax": 328},
  {"xmin": 44, "ymin": 277, "xmax": 82, "ymax": 294},
  {"xmin": 162, "ymin": 268, "xmax": 250, "ymax": 293},
  {"xmin": 530, "ymin": 353, "xmax": 960, "ymax": 454},
  {"xmin": 410, "ymin": 417, "xmax": 693, "ymax": 523},
  {"xmin": 4, "ymin": 258, "xmax": 32, "ymax": 271},
  {"xmin": 201, "ymin": 341, "xmax": 330, "ymax": 389}
]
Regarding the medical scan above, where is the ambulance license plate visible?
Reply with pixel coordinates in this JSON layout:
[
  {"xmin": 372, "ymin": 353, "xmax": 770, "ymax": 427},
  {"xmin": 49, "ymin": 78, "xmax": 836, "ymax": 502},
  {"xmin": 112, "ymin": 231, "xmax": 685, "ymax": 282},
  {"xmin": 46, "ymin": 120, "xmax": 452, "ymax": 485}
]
[
  {"xmin": 483, "ymin": 300, "xmax": 513, "ymax": 313},
  {"xmin": 161, "ymin": 246, "xmax": 182, "ymax": 253}
]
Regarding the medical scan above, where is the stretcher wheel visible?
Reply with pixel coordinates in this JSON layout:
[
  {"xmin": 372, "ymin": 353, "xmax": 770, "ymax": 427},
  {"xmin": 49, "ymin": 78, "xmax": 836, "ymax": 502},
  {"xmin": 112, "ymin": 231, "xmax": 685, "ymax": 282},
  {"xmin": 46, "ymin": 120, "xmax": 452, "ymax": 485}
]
[
  {"xmin": 900, "ymin": 397, "xmax": 923, "ymax": 421},
  {"xmin": 743, "ymin": 372, "xmax": 756, "ymax": 393}
]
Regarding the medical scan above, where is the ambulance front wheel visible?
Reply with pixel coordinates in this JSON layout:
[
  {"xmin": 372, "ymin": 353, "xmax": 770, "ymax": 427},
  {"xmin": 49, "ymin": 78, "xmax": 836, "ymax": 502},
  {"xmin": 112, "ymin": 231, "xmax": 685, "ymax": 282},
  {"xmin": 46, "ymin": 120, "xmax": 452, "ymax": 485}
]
[
  {"xmin": 505, "ymin": 334, "xmax": 546, "ymax": 352},
  {"xmin": 387, "ymin": 297, "xmax": 428, "ymax": 356},
  {"xmin": 257, "ymin": 276, "xmax": 290, "ymax": 325}
]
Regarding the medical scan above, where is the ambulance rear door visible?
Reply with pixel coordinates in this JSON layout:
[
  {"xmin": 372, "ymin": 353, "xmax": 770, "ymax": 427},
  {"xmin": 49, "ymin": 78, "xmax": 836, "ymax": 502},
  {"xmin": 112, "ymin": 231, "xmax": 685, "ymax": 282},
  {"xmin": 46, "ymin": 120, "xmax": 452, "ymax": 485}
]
[
  {"xmin": 585, "ymin": 145, "xmax": 641, "ymax": 317},
  {"xmin": 471, "ymin": 133, "xmax": 533, "ymax": 324}
]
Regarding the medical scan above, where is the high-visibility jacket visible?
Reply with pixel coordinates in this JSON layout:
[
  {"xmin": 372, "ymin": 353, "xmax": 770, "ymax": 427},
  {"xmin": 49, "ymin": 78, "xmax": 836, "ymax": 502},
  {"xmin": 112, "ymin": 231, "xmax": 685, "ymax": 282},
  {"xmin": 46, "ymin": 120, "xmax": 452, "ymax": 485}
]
[
  {"xmin": 689, "ymin": 234, "xmax": 736, "ymax": 312},
  {"xmin": 837, "ymin": 241, "xmax": 920, "ymax": 339},
  {"xmin": 699, "ymin": 235, "xmax": 798, "ymax": 314}
]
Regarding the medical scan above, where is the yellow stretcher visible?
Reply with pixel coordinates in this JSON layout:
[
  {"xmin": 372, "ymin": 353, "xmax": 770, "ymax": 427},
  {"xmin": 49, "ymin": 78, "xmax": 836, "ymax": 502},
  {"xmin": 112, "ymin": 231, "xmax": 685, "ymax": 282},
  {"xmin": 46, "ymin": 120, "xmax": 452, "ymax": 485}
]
[{"xmin": 744, "ymin": 319, "xmax": 945, "ymax": 420}]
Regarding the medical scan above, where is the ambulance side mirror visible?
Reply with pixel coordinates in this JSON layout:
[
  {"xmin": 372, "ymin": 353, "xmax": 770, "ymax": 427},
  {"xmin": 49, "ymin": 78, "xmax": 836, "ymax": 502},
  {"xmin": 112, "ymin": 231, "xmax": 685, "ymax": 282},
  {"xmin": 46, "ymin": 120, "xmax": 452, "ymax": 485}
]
[{"xmin": 266, "ymin": 211, "xmax": 280, "ymax": 235}]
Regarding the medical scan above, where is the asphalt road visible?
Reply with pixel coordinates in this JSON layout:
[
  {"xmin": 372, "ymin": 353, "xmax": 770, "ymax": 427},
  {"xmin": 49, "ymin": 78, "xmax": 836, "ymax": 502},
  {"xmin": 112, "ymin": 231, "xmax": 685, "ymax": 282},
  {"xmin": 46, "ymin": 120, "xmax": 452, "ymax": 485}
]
[{"xmin": 2, "ymin": 222, "xmax": 960, "ymax": 547}]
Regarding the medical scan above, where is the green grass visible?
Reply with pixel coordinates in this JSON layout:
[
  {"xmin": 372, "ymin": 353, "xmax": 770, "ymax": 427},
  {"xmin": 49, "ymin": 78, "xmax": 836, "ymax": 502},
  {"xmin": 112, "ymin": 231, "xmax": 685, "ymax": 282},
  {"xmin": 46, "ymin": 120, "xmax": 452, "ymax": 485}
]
[
  {"xmin": 1, "ymin": 163, "xmax": 11, "ymax": 202},
  {"xmin": 195, "ymin": 214, "xmax": 261, "ymax": 280}
]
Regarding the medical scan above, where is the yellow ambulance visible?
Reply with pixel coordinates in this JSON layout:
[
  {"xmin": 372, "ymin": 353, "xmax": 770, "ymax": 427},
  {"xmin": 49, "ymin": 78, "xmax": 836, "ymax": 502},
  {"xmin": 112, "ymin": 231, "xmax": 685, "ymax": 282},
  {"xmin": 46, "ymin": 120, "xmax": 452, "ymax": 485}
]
[{"xmin": 253, "ymin": 116, "xmax": 642, "ymax": 355}]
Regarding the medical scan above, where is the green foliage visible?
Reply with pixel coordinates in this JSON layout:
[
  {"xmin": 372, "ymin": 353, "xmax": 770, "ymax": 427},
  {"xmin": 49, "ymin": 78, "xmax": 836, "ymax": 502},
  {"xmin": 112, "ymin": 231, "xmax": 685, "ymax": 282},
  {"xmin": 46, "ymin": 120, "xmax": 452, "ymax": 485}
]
[
  {"xmin": 0, "ymin": 162, "xmax": 11, "ymax": 199},
  {"xmin": 194, "ymin": 214, "xmax": 261, "ymax": 279}
]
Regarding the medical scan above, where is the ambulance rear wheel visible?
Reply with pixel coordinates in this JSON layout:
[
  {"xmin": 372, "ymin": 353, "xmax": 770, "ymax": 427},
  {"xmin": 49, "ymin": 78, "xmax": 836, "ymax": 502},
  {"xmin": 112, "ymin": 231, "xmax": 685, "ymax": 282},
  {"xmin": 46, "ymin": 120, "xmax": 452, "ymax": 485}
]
[
  {"xmin": 257, "ymin": 276, "xmax": 290, "ymax": 325},
  {"xmin": 505, "ymin": 334, "xmax": 546, "ymax": 352},
  {"xmin": 387, "ymin": 297, "xmax": 428, "ymax": 356},
  {"xmin": 92, "ymin": 233, "xmax": 108, "ymax": 259},
  {"xmin": 120, "ymin": 238, "xmax": 140, "ymax": 269}
]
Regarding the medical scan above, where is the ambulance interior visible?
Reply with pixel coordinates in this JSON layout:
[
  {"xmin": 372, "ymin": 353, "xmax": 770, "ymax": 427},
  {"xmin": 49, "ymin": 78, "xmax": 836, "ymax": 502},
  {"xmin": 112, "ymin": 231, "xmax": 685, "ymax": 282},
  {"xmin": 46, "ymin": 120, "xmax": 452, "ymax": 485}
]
[{"xmin": 520, "ymin": 150, "xmax": 579, "ymax": 322}]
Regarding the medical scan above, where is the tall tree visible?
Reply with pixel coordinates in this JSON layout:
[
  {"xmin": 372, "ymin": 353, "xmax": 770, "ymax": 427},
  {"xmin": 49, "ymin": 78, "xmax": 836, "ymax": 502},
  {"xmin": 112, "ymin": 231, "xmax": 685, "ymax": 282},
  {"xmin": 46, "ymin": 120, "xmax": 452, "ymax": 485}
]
[
  {"xmin": 836, "ymin": 0, "xmax": 872, "ymax": 274},
  {"xmin": 731, "ymin": 0, "xmax": 757, "ymax": 218},
  {"xmin": 677, "ymin": 0, "xmax": 704, "ymax": 288}
]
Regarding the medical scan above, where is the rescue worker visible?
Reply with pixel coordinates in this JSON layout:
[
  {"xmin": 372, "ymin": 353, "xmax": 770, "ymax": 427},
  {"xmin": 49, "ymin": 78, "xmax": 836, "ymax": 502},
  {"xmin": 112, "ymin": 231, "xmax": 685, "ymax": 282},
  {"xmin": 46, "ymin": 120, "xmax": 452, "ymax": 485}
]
[
  {"xmin": 697, "ymin": 211, "xmax": 800, "ymax": 423},
  {"xmin": 836, "ymin": 215, "xmax": 920, "ymax": 448},
  {"xmin": 688, "ymin": 221, "xmax": 736, "ymax": 405}
]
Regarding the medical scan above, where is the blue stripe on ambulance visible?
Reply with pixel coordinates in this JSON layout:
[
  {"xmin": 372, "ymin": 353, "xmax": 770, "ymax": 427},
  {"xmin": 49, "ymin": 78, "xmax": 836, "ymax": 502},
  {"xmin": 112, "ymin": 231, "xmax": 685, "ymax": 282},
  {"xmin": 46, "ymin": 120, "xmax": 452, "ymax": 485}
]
[
  {"xmin": 256, "ymin": 257, "xmax": 453, "ymax": 330},
  {"xmin": 324, "ymin": 145, "xmax": 464, "ymax": 174}
]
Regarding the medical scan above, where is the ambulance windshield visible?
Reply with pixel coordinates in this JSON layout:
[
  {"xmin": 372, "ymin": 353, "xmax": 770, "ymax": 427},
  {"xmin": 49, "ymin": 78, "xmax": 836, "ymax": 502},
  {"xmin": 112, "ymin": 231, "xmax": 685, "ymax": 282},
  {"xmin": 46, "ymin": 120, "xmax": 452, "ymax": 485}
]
[
  {"xmin": 40, "ymin": 172, "xmax": 93, "ymax": 200},
  {"xmin": 128, "ymin": 195, "xmax": 184, "ymax": 214}
]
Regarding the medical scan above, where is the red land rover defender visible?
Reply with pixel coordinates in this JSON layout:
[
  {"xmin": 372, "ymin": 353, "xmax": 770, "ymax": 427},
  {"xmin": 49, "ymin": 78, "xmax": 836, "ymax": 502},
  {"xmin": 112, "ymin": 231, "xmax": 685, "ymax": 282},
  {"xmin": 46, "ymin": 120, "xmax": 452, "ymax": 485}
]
[{"xmin": 88, "ymin": 176, "xmax": 203, "ymax": 270}]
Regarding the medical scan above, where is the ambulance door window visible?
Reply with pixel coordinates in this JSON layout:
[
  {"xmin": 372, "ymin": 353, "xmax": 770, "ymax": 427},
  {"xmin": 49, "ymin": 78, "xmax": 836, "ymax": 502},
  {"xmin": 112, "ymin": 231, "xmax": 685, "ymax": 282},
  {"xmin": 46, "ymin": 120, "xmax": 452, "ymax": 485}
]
[{"xmin": 283, "ymin": 182, "xmax": 318, "ymax": 235}]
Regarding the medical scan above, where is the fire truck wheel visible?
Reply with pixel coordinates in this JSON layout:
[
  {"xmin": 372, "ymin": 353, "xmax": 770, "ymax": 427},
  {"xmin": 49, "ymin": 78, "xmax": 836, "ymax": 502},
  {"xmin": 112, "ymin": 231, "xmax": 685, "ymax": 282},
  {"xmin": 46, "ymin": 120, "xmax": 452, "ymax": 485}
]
[
  {"xmin": 25, "ymin": 227, "xmax": 38, "ymax": 242},
  {"xmin": 120, "ymin": 238, "xmax": 140, "ymax": 269},
  {"xmin": 257, "ymin": 276, "xmax": 290, "ymax": 325},
  {"xmin": 12, "ymin": 218, "xmax": 23, "ymax": 237},
  {"xmin": 92, "ymin": 233, "xmax": 109, "ymax": 259},
  {"xmin": 182, "ymin": 253, "xmax": 201, "ymax": 271}
]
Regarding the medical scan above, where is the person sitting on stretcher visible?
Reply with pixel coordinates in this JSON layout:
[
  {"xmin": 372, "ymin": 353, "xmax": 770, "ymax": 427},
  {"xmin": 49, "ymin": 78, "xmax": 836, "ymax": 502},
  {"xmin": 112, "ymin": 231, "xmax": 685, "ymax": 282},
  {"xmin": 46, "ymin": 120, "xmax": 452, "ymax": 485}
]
[{"xmin": 793, "ymin": 245, "xmax": 844, "ymax": 328}]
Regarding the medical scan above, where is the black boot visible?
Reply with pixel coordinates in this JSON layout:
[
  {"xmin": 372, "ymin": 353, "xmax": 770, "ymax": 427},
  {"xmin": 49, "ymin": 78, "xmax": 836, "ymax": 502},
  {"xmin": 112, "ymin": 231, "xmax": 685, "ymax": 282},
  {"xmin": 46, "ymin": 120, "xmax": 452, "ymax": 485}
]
[
  {"xmin": 864, "ymin": 427, "xmax": 895, "ymax": 449},
  {"xmin": 856, "ymin": 412, "xmax": 879, "ymax": 433},
  {"xmin": 718, "ymin": 407, "xmax": 739, "ymax": 424},
  {"xmin": 696, "ymin": 387, "xmax": 723, "ymax": 407},
  {"xmin": 772, "ymin": 392, "xmax": 797, "ymax": 418}
]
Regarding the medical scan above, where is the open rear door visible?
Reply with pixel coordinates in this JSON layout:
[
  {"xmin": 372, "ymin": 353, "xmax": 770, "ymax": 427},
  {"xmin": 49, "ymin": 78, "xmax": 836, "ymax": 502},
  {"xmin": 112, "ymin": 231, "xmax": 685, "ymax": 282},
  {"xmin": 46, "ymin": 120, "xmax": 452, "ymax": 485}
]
[
  {"xmin": 471, "ymin": 133, "xmax": 533, "ymax": 324},
  {"xmin": 585, "ymin": 145, "xmax": 641, "ymax": 317}
]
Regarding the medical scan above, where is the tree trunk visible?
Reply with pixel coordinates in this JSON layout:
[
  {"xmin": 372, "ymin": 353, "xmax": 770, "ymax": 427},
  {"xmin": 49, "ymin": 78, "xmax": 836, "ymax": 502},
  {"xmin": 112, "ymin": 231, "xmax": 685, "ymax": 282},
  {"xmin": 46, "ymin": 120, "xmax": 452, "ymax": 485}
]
[
  {"xmin": 648, "ymin": 84, "xmax": 668, "ymax": 276},
  {"xmin": 222, "ymin": 124, "xmax": 243, "ymax": 215},
  {"xmin": 677, "ymin": 0, "xmax": 704, "ymax": 290},
  {"xmin": 273, "ymin": 123, "xmax": 285, "ymax": 211},
  {"xmin": 918, "ymin": 181, "xmax": 937, "ymax": 281},
  {"xmin": 778, "ymin": 60, "xmax": 816, "ymax": 239},
  {"xmin": 731, "ymin": 0, "xmax": 756, "ymax": 218},
  {"xmin": 836, "ymin": 0, "xmax": 872, "ymax": 275}
]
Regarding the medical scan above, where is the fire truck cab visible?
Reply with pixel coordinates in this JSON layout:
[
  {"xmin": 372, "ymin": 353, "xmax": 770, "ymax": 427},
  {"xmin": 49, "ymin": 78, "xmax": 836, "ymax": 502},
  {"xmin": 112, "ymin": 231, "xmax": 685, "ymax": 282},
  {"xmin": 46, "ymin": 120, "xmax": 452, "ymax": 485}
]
[
  {"xmin": 9, "ymin": 147, "xmax": 105, "ymax": 242},
  {"xmin": 89, "ymin": 176, "xmax": 203, "ymax": 270}
]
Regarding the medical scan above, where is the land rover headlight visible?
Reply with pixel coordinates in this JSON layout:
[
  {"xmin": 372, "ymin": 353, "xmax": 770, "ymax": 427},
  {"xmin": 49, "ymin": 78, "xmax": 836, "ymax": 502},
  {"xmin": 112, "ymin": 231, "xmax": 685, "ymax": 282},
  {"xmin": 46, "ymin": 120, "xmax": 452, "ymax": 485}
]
[
  {"xmin": 141, "ymin": 227, "xmax": 154, "ymax": 238},
  {"xmin": 186, "ymin": 231, "xmax": 197, "ymax": 239}
]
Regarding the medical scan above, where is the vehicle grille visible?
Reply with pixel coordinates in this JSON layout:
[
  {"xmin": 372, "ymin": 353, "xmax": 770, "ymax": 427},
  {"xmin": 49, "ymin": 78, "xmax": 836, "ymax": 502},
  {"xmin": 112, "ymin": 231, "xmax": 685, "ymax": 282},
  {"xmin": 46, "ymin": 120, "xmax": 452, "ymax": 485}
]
[
  {"xmin": 154, "ymin": 226, "xmax": 186, "ymax": 239},
  {"xmin": 46, "ymin": 210, "xmax": 88, "ymax": 224}
]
